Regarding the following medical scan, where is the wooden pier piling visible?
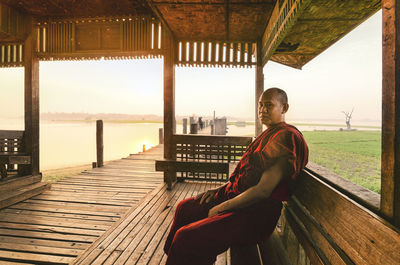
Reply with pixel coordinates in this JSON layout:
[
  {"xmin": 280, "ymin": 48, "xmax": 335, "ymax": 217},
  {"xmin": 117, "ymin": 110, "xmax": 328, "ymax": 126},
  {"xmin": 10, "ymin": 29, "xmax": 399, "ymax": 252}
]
[{"xmin": 96, "ymin": 120, "xmax": 104, "ymax": 168}]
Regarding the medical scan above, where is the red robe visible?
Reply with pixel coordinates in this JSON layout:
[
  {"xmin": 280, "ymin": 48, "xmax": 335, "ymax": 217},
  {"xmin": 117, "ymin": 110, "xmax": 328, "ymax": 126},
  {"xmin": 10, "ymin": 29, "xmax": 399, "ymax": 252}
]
[
  {"xmin": 221, "ymin": 121, "xmax": 308, "ymax": 202},
  {"xmin": 164, "ymin": 122, "xmax": 309, "ymax": 265}
]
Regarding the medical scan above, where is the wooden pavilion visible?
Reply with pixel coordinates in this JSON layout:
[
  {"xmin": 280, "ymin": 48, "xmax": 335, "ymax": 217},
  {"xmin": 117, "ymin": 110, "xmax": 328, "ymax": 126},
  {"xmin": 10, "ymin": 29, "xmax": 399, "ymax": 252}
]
[{"xmin": 0, "ymin": 0, "xmax": 399, "ymax": 264}]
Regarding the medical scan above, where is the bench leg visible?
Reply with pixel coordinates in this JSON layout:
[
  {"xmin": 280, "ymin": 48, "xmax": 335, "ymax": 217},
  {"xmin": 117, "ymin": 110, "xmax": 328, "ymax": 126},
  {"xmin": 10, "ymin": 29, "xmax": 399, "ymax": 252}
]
[
  {"xmin": 0, "ymin": 163, "xmax": 7, "ymax": 180},
  {"xmin": 165, "ymin": 167, "xmax": 177, "ymax": 190}
]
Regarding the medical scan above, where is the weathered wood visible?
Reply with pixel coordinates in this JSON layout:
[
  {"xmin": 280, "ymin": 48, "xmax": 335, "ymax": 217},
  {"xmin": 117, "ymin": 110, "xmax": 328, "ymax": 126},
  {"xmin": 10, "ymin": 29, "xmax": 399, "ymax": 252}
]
[
  {"xmin": 287, "ymin": 198, "xmax": 349, "ymax": 265},
  {"xmin": 295, "ymin": 170, "xmax": 400, "ymax": 265},
  {"xmin": 159, "ymin": 127, "xmax": 164, "ymax": 144},
  {"xmin": 0, "ymin": 182, "xmax": 50, "ymax": 209},
  {"xmin": 0, "ymin": 250, "xmax": 75, "ymax": 264},
  {"xmin": 73, "ymin": 181, "xmax": 221, "ymax": 265},
  {"xmin": 156, "ymin": 160, "xmax": 229, "ymax": 174},
  {"xmin": 0, "ymin": 236, "xmax": 90, "ymax": 250},
  {"xmin": 96, "ymin": 120, "xmax": 104, "ymax": 167},
  {"xmin": 306, "ymin": 163, "xmax": 380, "ymax": 213},
  {"xmin": 255, "ymin": 40, "xmax": 264, "ymax": 136},
  {"xmin": 0, "ymin": 130, "xmax": 23, "ymax": 139},
  {"xmin": 0, "ymin": 175, "xmax": 41, "ymax": 192},
  {"xmin": 22, "ymin": 17, "xmax": 39, "ymax": 177},
  {"xmin": 381, "ymin": 0, "xmax": 400, "ymax": 226},
  {"xmin": 173, "ymin": 134, "xmax": 252, "ymax": 146},
  {"xmin": 285, "ymin": 208, "xmax": 325, "ymax": 265}
]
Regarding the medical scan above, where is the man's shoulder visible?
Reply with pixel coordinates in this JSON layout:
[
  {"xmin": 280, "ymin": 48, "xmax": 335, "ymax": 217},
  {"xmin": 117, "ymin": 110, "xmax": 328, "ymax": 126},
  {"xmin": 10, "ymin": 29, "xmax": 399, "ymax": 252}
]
[{"xmin": 276, "ymin": 123, "xmax": 302, "ymax": 135}]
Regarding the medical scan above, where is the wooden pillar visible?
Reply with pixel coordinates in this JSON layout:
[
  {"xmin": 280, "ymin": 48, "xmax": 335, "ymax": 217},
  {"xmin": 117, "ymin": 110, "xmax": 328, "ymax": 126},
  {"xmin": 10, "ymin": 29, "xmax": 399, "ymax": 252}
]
[
  {"xmin": 183, "ymin": 118, "xmax": 187, "ymax": 134},
  {"xmin": 163, "ymin": 32, "xmax": 176, "ymax": 189},
  {"xmin": 381, "ymin": 0, "xmax": 400, "ymax": 226},
  {"xmin": 255, "ymin": 40, "xmax": 264, "ymax": 136},
  {"xmin": 159, "ymin": 128, "xmax": 164, "ymax": 144},
  {"xmin": 22, "ymin": 18, "xmax": 40, "ymax": 176},
  {"xmin": 96, "ymin": 120, "xmax": 104, "ymax": 167}
]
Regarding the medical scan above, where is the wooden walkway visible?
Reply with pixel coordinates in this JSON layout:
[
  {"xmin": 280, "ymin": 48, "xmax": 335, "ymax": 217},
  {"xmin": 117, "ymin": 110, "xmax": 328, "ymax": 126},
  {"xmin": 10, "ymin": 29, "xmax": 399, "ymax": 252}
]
[
  {"xmin": 72, "ymin": 181, "xmax": 227, "ymax": 265},
  {"xmin": 0, "ymin": 145, "xmax": 166, "ymax": 264}
]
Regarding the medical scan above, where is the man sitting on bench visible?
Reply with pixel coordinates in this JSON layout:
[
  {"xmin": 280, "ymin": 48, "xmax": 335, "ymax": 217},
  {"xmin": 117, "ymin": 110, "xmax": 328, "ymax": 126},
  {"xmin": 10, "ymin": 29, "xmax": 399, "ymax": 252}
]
[{"xmin": 163, "ymin": 88, "xmax": 309, "ymax": 265}]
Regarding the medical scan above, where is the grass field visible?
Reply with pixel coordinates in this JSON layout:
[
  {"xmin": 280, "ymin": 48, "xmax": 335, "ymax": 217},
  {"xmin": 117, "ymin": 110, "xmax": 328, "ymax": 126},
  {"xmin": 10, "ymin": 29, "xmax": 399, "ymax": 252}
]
[{"xmin": 302, "ymin": 130, "xmax": 381, "ymax": 194}]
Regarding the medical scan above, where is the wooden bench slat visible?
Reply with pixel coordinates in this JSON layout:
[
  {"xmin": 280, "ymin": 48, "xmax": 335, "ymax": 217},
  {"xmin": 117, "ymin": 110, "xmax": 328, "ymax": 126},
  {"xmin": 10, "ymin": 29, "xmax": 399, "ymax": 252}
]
[{"xmin": 155, "ymin": 160, "xmax": 229, "ymax": 174}]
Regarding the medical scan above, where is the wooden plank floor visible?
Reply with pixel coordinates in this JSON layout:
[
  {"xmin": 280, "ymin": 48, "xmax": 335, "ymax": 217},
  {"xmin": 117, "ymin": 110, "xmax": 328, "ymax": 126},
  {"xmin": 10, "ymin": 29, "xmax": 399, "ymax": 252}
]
[
  {"xmin": 0, "ymin": 145, "xmax": 165, "ymax": 264},
  {"xmin": 72, "ymin": 181, "xmax": 228, "ymax": 265}
]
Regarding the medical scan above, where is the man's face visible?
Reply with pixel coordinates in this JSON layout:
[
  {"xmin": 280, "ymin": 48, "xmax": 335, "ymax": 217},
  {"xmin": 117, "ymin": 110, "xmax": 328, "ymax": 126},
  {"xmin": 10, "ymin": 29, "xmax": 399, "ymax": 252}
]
[{"xmin": 258, "ymin": 91, "xmax": 287, "ymax": 127}]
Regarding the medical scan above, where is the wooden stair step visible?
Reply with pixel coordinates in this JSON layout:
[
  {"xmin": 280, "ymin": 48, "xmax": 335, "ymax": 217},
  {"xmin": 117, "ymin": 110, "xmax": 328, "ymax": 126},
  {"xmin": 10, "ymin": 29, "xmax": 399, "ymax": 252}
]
[
  {"xmin": 0, "ymin": 182, "xmax": 51, "ymax": 209},
  {"xmin": 0, "ymin": 175, "xmax": 42, "ymax": 192}
]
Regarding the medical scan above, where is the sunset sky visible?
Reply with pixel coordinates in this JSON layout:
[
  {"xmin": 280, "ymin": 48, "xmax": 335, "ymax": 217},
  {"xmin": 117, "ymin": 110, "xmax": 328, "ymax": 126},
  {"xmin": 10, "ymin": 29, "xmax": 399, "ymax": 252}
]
[{"xmin": 0, "ymin": 11, "xmax": 382, "ymax": 123}]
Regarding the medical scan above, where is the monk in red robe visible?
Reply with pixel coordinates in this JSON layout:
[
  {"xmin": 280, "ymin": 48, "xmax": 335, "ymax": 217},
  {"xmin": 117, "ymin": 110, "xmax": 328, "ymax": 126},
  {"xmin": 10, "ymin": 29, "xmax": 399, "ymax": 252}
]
[{"xmin": 164, "ymin": 88, "xmax": 309, "ymax": 265}]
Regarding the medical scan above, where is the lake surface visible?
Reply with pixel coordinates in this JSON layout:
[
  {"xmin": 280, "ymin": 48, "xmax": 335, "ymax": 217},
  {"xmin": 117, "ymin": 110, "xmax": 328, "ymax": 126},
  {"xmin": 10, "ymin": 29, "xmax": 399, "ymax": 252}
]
[{"xmin": 0, "ymin": 119, "xmax": 380, "ymax": 170}]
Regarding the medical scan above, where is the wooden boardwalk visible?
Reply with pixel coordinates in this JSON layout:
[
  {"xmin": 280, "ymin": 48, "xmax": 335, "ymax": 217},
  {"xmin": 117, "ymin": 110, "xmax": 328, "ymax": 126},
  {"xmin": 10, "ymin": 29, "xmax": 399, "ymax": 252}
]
[{"xmin": 0, "ymin": 145, "xmax": 166, "ymax": 264}]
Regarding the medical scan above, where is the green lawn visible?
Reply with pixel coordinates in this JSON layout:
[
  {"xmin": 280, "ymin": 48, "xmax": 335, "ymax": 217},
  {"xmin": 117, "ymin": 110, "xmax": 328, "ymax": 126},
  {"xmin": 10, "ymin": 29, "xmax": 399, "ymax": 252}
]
[{"xmin": 302, "ymin": 130, "xmax": 381, "ymax": 194}]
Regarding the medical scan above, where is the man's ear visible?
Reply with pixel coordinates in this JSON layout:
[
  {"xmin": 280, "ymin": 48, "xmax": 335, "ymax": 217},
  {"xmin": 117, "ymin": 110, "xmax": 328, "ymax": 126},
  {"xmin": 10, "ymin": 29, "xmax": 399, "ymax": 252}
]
[{"xmin": 282, "ymin": 103, "xmax": 289, "ymax": 114}]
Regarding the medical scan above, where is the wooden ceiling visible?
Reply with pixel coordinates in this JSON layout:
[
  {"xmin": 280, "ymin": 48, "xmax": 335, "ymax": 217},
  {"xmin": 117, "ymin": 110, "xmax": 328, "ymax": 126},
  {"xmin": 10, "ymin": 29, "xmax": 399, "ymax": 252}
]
[
  {"xmin": 0, "ymin": 0, "xmax": 152, "ymax": 18},
  {"xmin": 151, "ymin": 0, "xmax": 276, "ymax": 42}
]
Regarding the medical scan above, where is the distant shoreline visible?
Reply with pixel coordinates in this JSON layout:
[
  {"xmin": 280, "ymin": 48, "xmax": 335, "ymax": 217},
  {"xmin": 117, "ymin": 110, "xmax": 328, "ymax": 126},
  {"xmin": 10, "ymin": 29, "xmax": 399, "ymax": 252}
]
[{"xmin": 50, "ymin": 119, "xmax": 381, "ymax": 129}]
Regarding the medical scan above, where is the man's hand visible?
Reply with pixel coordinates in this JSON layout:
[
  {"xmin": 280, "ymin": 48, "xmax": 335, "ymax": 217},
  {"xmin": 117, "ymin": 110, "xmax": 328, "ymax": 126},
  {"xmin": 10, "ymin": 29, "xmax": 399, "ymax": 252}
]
[
  {"xmin": 208, "ymin": 203, "xmax": 226, "ymax": 217},
  {"xmin": 196, "ymin": 188, "xmax": 218, "ymax": 204}
]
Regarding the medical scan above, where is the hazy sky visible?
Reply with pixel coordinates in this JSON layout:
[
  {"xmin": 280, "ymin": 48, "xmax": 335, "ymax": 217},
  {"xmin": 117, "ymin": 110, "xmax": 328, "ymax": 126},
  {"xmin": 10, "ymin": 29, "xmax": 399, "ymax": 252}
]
[{"xmin": 0, "ymin": 11, "xmax": 382, "ymax": 122}]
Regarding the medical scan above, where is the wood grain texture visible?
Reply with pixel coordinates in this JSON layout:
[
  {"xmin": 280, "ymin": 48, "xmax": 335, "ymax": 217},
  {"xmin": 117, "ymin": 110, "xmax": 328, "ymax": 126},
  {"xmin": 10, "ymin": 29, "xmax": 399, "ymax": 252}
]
[
  {"xmin": 0, "ymin": 145, "xmax": 164, "ymax": 264},
  {"xmin": 294, "ymin": 170, "xmax": 400, "ymax": 265},
  {"xmin": 381, "ymin": 0, "xmax": 400, "ymax": 226}
]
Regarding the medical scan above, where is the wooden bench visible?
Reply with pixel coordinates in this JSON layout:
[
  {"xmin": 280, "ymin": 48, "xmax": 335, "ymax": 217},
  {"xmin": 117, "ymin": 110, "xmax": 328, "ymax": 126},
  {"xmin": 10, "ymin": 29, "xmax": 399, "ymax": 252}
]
[
  {"xmin": 155, "ymin": 159, "xmax": 230, "ymax": 189},
  {"xmin": 274, "ymin": 169, "xmax": 400, "ymax": 265},
  {"xmin": 0, "ymin": 130, "xmax": 31, "ymax": 180},
  {"xmin": 157, "ymin": 134, "xmax": 252, "ymax": 189}
]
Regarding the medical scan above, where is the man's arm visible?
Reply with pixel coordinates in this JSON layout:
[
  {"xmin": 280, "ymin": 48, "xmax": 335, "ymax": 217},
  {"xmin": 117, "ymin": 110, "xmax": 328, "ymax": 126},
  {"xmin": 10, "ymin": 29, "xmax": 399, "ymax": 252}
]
[{"xmin": 208, "ymin": 158, "xmax": 287, "ymax": 217}]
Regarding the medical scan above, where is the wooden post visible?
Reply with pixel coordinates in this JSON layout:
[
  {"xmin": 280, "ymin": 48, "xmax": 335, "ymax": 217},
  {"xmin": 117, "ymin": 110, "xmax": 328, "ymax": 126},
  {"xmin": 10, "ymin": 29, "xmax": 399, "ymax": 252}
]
[
  {"xmin": 159, "ymin": 128, "xmax": 164, "ymax": 144},
  {"xmin": 163, "ymin": 32, "xmax": 176, "ymax": 189},
  {"xmin": 255, "ymin": 40, "xmax": 264, "ymax": 136},
  {"xmin": 96, "ymin": 120, "xmax": 104, "ymax": 168},
  {"xmin": 183, "ymin": 118, "xmax": 187, "ymax": 134},
  {"xmin": 22, "ymin": 17, "xmax": 40, "ymax": 177},
  {"xmin": 381, "ymin": 0, "xmax": 400, "ymax": 226}
]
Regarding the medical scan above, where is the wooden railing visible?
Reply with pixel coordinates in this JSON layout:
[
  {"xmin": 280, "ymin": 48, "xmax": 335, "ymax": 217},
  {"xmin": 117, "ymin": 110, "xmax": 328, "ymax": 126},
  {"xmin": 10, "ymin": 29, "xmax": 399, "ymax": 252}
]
[
  {"xmin": 0, "ymin": 130, "xmax": 30, "ymax": 179},
  {"xmin": 156, "ymin": 134, "xmax": 253, "ymax": 188}
]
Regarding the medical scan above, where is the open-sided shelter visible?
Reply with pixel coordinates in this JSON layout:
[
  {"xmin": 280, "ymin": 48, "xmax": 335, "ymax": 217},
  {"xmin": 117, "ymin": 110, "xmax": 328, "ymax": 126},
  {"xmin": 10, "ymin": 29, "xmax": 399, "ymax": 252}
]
[{"xmin": 0, "ymin": 0, "xmax": 399, "ymax": 264}]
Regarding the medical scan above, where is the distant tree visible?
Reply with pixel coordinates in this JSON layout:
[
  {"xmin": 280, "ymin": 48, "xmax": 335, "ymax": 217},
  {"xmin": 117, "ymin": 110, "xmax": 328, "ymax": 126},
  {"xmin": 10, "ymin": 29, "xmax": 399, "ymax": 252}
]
[{"xmin": 342, "ymin": 108, "xmax": 354, "ymax": 130}]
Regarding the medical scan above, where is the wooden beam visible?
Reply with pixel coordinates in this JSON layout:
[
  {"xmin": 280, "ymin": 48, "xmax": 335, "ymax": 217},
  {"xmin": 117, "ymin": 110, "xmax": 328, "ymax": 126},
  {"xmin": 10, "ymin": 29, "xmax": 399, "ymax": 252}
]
[
  {"xmin": 163, "ymin": 30, "xmax": 176, "ymax": 189},
  {"xmin": 146, "ymin": 0, "xmax": 175, "ymax": 40},
  {"xmin": 153, "ymin": 2, "xmax": 274, "ymax": 6},
  {"xmin": 255, "ymin": 40, "xmax": 264, "ymax": 136},
  {"xmin": 261, "ymin": 0, "xmax": 311, "ymax": 66},
  {"xmin": 381, "ymin": 0, "xmax": 400, "ymax": 226},
  {"xmin": 22, "ymin": 17, "xmax": 39, "ymax": 177},
  {"xmin": 225, "ymin": 0, "xmax": 230, "ymax": 41}
]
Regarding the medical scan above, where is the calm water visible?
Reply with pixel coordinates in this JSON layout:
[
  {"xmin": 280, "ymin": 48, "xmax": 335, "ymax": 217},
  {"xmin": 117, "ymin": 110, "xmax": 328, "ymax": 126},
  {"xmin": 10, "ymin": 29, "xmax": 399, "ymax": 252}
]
[{"xmin": 0, "ymin": 118, "xmax": 379, "ymax": 170}]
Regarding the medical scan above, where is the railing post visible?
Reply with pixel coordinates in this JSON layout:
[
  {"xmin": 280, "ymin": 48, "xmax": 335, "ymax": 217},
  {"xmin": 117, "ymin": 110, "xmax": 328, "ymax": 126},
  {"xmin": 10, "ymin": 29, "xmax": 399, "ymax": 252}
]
[{"xmin": 96, "ymin": 120, "xmax": 104, "ymax": 168}]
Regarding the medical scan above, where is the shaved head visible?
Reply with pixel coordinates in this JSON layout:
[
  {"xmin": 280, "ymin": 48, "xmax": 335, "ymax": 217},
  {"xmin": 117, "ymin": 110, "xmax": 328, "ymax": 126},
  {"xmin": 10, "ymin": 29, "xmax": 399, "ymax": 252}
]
[{"xmin": 263, "ymin": 87, "xmax": 288, "ymax": 105}]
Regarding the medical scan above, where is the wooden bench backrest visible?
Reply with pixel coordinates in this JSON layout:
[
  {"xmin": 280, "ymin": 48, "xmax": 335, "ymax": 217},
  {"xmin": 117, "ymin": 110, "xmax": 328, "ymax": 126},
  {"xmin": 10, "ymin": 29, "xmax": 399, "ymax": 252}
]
[
  {"xmin": 286, "ymin": 170, "xmax": 400, "ymax": 265},
  {"xmin": 170, "ymin": 134, "xmax": 252, "ymax": 181},
  {"xmin": 0, "ymin": 130, "xmax": 24, "ymax": 153},
  {"xmin": 172, "ymin": 134, "xmax": 252, "ymax": 163}
]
